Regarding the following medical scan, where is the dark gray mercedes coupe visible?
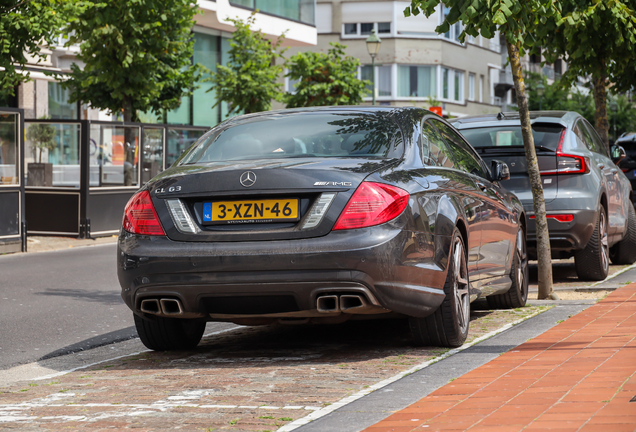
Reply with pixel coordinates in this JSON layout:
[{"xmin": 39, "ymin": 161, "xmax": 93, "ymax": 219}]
[{"xmin": 117, "ymin": 107, "xmax": 527, "ymax": 350}]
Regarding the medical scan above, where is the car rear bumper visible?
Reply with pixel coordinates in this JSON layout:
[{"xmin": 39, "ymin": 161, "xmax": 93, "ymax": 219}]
[
  {"xmin": 525, "ymin": 209, "xmax": 597, "ymax": 258},
  {"xmin": 117, "ymin": 219, "xmax": 448, "ymax": 322}
]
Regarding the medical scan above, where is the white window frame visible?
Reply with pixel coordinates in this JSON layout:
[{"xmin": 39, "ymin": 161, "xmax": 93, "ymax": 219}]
[
  {"xmin": 360, "ymin": 63, "xmax": 396, "ymax": 101},
  {"xmin": 439, "ymin": 66, "xmax": 465, "ymax": 104},
  {"xmin": 394, "ymin": 64, "xmax": 438, "ymax": 101},
  {"xmin": 341, "ymin": 22, "xmax": 392, "ymax": 39},
  {"xmin": 479, "ymin": 75, "xmax": 484, "ymax": 103},
  {"xmin": 468, "ymin": 73, "xmax": 475, "ymax": 101},
  {"xmin": 438, "ymin": 5, "xmax": 464, "ymax": 46}
]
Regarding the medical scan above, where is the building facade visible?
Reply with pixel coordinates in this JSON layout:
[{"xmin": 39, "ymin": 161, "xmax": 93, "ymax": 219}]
[{"xmin": 283, "ymin": 0, "xmax": 508, "ymax": 117}]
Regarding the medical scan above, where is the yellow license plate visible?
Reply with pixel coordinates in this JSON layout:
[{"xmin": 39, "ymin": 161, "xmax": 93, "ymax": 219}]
[{"xmin": 205, "ymin": 198, "xmax": 299, "ymax": 224}]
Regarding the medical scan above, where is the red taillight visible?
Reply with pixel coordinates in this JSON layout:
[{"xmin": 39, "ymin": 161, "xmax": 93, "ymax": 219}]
[
  {"xmin": 333, "ymin": 182, "xmax": 409, "ymax": 230},
  {"xmin": 122, "ymin": 190, "xmax": 166, "ymax": 235},
  {"xmin": 540, "ymin": 130, "xmax": 589, "ymax": 175},
  {"xmin": 529, "ymin": 214, "xmax": 574, "ymax": 223}
]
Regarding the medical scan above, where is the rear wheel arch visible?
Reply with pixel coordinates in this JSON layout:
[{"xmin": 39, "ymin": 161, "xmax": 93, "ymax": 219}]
[
  {"xmin": 455, "ymin": 218, "xmax": 469, "ymax": 255},
  {"xmin": 600, "ymin": 193, "xmax": 608, "ymax": 215}
]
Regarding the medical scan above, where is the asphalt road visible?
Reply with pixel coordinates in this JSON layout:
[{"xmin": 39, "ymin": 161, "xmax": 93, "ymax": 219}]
[{"xmin": 0, "ymin": 244, "xmax": 135, "ymax": 369}]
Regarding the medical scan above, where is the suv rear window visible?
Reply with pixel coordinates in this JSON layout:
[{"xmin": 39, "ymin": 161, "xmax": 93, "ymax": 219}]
[
  {"xmin": 179, "ymin": 112, "xmax": 404, "ymax": 164},
  {"xmin": 459, "ymin": 124, "xmax": 565, "ymax": 150}
]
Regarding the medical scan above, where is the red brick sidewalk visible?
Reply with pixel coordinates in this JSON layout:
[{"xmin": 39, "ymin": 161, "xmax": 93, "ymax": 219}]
[{"xmin": 364, "ymin": 284, "xmax": 636, "ymax": 432}]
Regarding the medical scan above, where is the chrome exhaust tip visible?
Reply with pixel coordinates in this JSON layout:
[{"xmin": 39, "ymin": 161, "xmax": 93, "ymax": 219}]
[
  {"xmin": 160, "ymin": 298, "xmax": 184, "ymax": 315},
  {"xmin": 140, "ymin": 299, "xmax": 161, "ymax": 314},
  {"xmin": 316, "ymin": 295, "xmax": 339, "ymax": 313},
  {"xmin": 340, "ymin": 294, "xmax": 368, "ymax": 311}
]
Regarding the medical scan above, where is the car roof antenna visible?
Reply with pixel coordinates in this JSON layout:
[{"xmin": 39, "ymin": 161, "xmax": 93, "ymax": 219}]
[{"xmin": 497, "ymin": 112, "xmax": 505, "ymax": 121}]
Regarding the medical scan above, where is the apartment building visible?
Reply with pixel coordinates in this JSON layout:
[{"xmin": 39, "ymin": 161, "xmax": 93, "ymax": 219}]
[{"xmin": 284, "ymin": 0, "xmax": 510, "ymax": 117}]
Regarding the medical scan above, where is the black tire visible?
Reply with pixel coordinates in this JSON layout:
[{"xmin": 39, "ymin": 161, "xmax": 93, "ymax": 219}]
[
  {"xmin": 575, "ymin": 207, "xmax": 609, "ymax": 281},
  {"xmin": 134, "ymin": 313, "xmax": 205, "ymax": 351},
  {"xmin": 609, "ymin": 203, "xmax": 636, "ymax": 265},
  {"xmin": 410, "ymin": 229, "xmax": 470, "ymax": 348},
  {"xmin": 487, "ymin": 226, "xmax": 529, "ymax": 309}
]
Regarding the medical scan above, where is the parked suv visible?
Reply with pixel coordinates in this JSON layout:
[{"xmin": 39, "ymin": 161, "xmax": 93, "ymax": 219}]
[
  {"xmin": 453, "ymin": 111, "xmax": 636, "ymax": 281},
  {"xmin": 616, "ymin": 132, "xmax": 636, "ymax": 194}
]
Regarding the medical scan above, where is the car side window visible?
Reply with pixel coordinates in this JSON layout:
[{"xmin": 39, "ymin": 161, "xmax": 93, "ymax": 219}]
[
  {"xmin": 420, "ymin": 121, "xmax": 456, "ymax": 169},
  {"xmin": 574, "ymin": 120, "xmax": 598, "ymax": 152},
  {"xmin": 432, "ymin": 120, "xmax": 488, "ymax": 178},
  {"xmin": 582, "ymin": 120, "xmax": 609, "ymax": 157}
]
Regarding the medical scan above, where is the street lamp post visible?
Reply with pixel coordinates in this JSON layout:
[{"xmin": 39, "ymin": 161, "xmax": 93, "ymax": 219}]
[
  {"xmin": 610, "ymin": 100, "xmax": 618, "ymax": 144},
  {"xmin": 536, "ymin": 82, "xmax": 545, "ymax": 111},
  {"xmin": 366, "ymin": 30, "xmax": 382, "ymax": 106}
]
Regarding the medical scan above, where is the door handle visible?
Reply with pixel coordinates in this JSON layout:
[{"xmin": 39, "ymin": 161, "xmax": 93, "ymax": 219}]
[
  {"xmin": 476, "ymin": 182, "xmax": 488, "ymax": 191},
  {"xmin": 598, "ymin": 163, "xmax": 605, "ymax": 169},
  {"xmin": 610, "ymin": 168, "xmax": 618, "ymax": 174}
]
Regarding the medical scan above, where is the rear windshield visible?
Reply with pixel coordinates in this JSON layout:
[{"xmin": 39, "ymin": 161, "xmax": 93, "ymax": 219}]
[
  {"xmin": 459, "ymin": 124, "xmax": 565, "ymax": 150},
  {"xmin": 179, "ymin": 112, "xmax": 404, "ymax": 165}
]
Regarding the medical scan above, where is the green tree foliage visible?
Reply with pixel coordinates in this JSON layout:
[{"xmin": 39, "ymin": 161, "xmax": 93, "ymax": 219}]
[
  {"xmin": 284, "ymin": 43, "xmax": 369, "ymax": 108},
  {"xmin": 63, "ymin": 0, "xmax": 201, "ymax": 122},
  {"xmin": 206, "ymin": 12, "xmax": 286, "ymax": 115},
  {"xmin": 540, "ymin": 1, "xmax": 636, "ymax": 148},
  {"xmin": 26, "ymin": 121, "xmax": 56, "ymax": 163},
  {"xmin": 405, "ymin": 0, "xmax": 561, "ymax": 298},
  {"xmin": 0, "ymin": 0, "xmax": 84, "ymax": 100},
  {"xmin": 524, "ymin": 73, "xmax": 636, "ymax": 139}
]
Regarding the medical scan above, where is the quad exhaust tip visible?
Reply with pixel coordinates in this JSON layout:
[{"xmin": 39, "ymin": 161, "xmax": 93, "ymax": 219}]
[
  {"xmin": 316, "ymin": 294, "xmax": 368, "ymax": 313},
  {"xmin": 140, "ymin": 298, "xmax": 184, "ymax": 315},
  {"xmin": 316, "ymin": 295, "xmax": 339, "ymax": 313},
  {"xmin": 140, "ymin": 299, "xmax": 161, "ymax": 314},
  {"xmin": 340, "ymin": 294, "xmax": 367, "ymax": 311}
]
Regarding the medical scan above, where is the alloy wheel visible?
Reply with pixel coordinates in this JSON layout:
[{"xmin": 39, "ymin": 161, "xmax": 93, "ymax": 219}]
[
  {"xmin": 600, "ymin": 210, "xmax": 609, "ymax": 273},
  {"xmin": 453, "ymin": 237, "xmax": 470, "ymax": 333},
  {"xmin": 516, "ymin": 228, "xmax": 528, "ymax": 300}
]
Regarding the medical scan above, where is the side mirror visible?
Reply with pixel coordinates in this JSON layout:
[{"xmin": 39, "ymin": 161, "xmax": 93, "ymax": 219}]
[
  {"xmin": 491, "ymin": 160, "xmax": 510, "ymax": 182},
  {"xmin": 611, "ymin": 145, "xmax": 626, "ymax": 164}
]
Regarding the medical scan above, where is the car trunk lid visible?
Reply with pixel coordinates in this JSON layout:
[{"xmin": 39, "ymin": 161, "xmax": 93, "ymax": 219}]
[{"xmin": 149, "ymin": 157, "xmax": 399, "ymax": 242}]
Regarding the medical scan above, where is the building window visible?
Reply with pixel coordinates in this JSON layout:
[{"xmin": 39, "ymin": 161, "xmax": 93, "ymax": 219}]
[
  {"xmin": 398, "ymin": 66, "xmax": 436, "ymax": 98},
  {"xmin": 360, "ymin": 23, "xmax": 374, "ymax": 35},
  {"xmin": 342, "ymin": 22, "xmax": 392, "ymax": 37},
  {"xmin": 479, "ymin": 75, "xmax": 484, "ymax": 103},
  {"xmin": 48, "ymin": 82, "xmax": 78, "ymax": 120},
  {"xmin": 378, "ymin": 22, "xmax": 391, "ymax": 34},
  {"xmin": 468, "ymin": 73, "xmax": 475, "ymax": 101},
  {"xmin": 229, "ymin": 0, "xmax": 315, "ymax": 25},
  {"xmin": 441, "ymin": 67, "xmax": 464, "ymax": 102},
  {"xmin": 442, "ymin": 68, "xmax": 449, "ymax": 99},
  {"xmin": 441, "ymin": 6, "xmax": 463, "ymax": 43},
  {"xmin": 344, "ymin": 23, "xmax": 357, "ymax": 35},
  {"xmin": 361, "ymin": 65, "xmax": 392, "ymax": 98},
  {"xmin": 454, "ymin": 72, "xmax": 463, "ymax": 101}
]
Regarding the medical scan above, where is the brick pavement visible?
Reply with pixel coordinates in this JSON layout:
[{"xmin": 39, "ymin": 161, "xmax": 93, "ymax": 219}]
[{"xmin": 364, "ymin": 283, "xmax": 636, "ymax": 432}]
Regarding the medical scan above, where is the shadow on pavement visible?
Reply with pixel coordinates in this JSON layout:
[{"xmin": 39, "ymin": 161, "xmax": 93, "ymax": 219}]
[
  {"xmin": 34, "ymin": 288, "xmax": 123, "ymax": 305},
  {"xmin": 37, "ymin": 327, "xmax": 138, "ymax": 362},
  {"xmin": 61, "ymin": 313, "xmax": 497, "ymax": 373}
]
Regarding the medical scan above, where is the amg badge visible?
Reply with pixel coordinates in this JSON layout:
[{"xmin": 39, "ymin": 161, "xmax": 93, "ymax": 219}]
[{"xmin": 314, "ymin": 181, "xmax": 352, "ymax": 186}]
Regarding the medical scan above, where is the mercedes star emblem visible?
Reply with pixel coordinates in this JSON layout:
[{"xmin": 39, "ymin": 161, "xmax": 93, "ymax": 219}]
[{"xmin": 240, "ymin": 171, "xmax": 257, "ymax": 188}]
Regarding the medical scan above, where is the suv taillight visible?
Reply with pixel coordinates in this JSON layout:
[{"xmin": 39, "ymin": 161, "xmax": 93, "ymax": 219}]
[
  {"xmin": 123, "ymin": 190, "xmax": 165, "ymax": 236},
  {"xmin": 541, "ymin": 153, "xmax": 590, "ymax": 175},
  {"xmin": 541, "ymin": 130, "xmax": 589, "ymax": 175},
  {"xmin": 333, "ymin": 182, "xmax": 409, "ymax": 230}
]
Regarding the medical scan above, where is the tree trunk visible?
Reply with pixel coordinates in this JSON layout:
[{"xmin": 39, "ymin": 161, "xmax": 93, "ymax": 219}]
[
  {"xmin": 506, "ymin": 40, "xmax": 556, "ymax": 300},
  {"xmin": 123, "ymin": 97, "xmax": 133, "ymax": 123},
  {"xmin": 593, "ymin": 75, "xmax": 610, "ymax": 149}
]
